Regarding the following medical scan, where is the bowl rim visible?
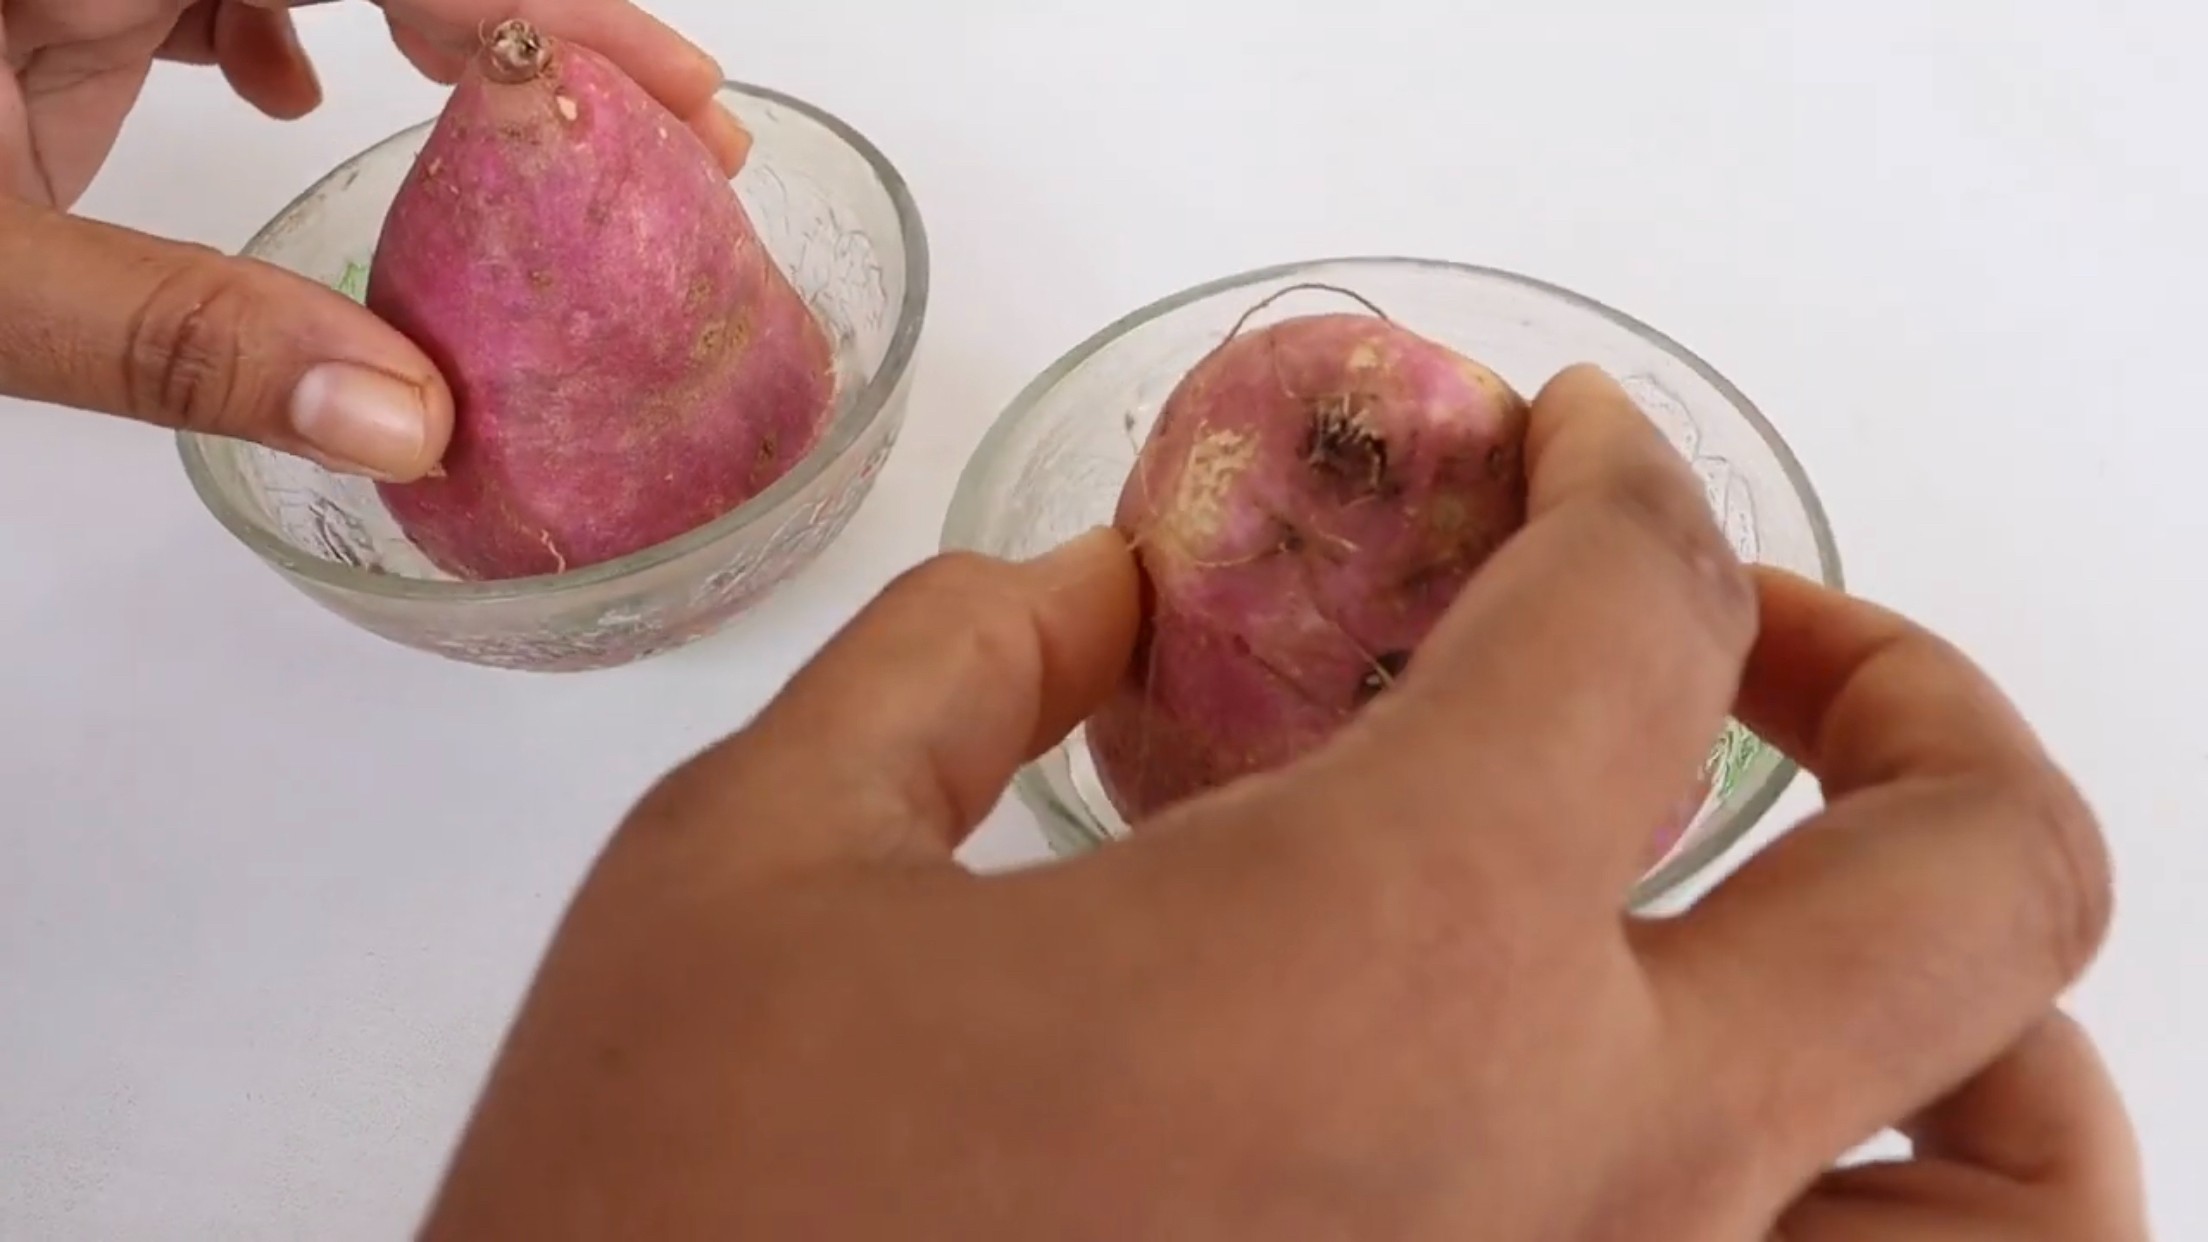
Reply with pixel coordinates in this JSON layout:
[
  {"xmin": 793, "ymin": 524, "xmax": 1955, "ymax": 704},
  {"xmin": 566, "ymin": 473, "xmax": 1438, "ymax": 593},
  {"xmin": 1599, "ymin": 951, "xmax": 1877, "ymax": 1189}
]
[
  {"xmin": 177, "ymin": 77, "xmax": 930, "ymax": 604},
  {"xmin": 939, "ymin": 254, "xmax": 1845, "ymax": 901}
]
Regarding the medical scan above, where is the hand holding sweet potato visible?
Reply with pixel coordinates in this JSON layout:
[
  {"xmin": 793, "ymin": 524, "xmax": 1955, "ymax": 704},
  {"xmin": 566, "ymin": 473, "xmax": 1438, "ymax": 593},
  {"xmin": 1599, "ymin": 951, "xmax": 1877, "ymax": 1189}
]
[{"xmin": 420, "ymin": 366, "xmax": 2135, "ymax": 1241}]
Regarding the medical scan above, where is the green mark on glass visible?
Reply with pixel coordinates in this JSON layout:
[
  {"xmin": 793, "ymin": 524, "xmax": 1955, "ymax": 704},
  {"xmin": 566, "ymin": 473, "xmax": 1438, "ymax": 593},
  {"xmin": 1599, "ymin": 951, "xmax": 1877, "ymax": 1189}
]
[
  {"xmin": 334, "ymin": 259, "xmax": 370, "ymax": 303},
  {"xmin": 1703, "ymin": 720, "xmax": 1766, "ymax": 803}
]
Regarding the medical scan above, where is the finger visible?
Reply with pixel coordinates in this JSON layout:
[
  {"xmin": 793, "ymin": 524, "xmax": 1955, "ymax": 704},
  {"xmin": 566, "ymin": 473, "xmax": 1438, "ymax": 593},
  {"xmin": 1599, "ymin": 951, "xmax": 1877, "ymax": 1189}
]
[
  {"xmin": 619, "ymin": 529, "xmax": 1143, "ymax": 879},
  {"xmin": 505, "ymin": 0, "xmax": 722, "ymax": 119},
  {"xmin": 263, "ymin": 0, "xmax": 752, "ymax": 174},
  {"xmin": 239, "ymin": 2, "xmax": 494, "ymax": 92},
  {"xmin": 471, "ymin": 3, "xmax": 744, "ymax": 175},
  {"xmin": 0, "ymin": 197, "xmax": 452, "ymax": 480},
  {"xmin": 1728, "ymin": 571, "xmax": 2060, "ymax": 795},
  {"xmin": 370, "ymin": 0, "xmax": 721, "ymax": 118},
  {"xmin": 244, "ymin": 1, "xmax": 722, "ymax": 103},
  {"xmin": 1775, "ymin": 1012, "xmax": 2148, "ymax": 1240},
  {"xmin": 8, "ymin": 49, "xmax": 155, "ymax": 208},
  {"xmin": 214, "ymin": 1, "xmax": 325, "ymax": 120},
  {"xmin": 156, "ymin": 4, "xmax": 224, "ymax": 65},
  {"xmin": 1773, "ymin": 1166, "xmax": 2023, "ymax": 1242},
  {"xmin": 1645, "ymin": 571, "xmax": 2115, "ymax": 1207},
  {"xmin": 1907, "ymin": 1009, "xmax": 2144, "ymax": 1200},
  {"xmin": 685, "ymin": 97, "xmax": 753, "ymax": 177},
  {"xmin": 385, "ymin": 11, "xmax": 468, "ymax": 84},
  {"xmin": 1303, "ymin": 363, "xmax": 1755, "ymax": 905}
]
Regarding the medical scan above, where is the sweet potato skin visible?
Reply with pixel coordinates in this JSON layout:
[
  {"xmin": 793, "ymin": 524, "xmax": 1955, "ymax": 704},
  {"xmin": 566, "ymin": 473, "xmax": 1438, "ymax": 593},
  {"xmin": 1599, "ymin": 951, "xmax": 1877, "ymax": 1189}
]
[
  {"xmin": 368, "ymin": 22, "xmax": 836, "ymax": 581},
  {"xmin": 1085, "ymin": 311, "xmax": 1533, "ymax": 822}
]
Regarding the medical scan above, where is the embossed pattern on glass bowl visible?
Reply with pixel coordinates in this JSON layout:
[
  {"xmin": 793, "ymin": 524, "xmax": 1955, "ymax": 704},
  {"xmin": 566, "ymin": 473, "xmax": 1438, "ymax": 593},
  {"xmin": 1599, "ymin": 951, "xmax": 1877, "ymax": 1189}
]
[
  {"xmin": 179, "ymin": 81, "xmax": 927, "ymax": 672},
  {"xmin": 942, "ymin": 257, "xmax": 1841, "ymax": 909}
]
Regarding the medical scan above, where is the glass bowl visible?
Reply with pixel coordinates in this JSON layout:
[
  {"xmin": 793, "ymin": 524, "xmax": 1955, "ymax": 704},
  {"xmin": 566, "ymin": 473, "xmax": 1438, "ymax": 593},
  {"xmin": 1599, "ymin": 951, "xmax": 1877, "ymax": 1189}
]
[
  {"xmin": 178, "ymin": 80, "xmax": 928, "ymax": 672},
  {"xmin": 942, "ymin": 257, "xmax": 1842, "ymax": 908}
]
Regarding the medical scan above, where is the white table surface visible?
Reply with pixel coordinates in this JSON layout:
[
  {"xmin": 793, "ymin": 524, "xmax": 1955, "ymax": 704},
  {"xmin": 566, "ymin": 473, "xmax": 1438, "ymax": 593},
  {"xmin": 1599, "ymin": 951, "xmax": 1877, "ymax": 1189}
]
[{"xmin": 4, "ymin": 1, "xmax": 2203, "ymax": 1236}]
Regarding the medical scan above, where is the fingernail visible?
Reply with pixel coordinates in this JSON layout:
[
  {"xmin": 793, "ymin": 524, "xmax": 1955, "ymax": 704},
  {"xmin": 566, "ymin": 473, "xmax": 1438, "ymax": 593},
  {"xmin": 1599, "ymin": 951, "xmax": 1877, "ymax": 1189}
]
[
  {"xmin": 289, "ymin": 361, "xmax": 429, "ymax": 478},
  {"xmin": 276, "ymin": 7, "xmax": 323, "ymax": 92},
  {"xmin": 1026, "ymin": 526, "xmax": 1125, "ymax": 581},
  {"xmin": 695, "ymin": 103, "xmax": 753, "ymax": 175},
  {"xmin": 686, "ymin": 40, "xmax": 727, "ymax": 83}
]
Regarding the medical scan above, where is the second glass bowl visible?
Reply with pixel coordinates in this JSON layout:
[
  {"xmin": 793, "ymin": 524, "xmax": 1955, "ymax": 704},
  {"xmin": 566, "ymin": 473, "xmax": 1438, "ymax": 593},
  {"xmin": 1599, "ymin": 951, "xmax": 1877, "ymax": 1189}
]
[{"xmin": 943, "ymin": 257, "xmax": 1842, "ymax": 908}]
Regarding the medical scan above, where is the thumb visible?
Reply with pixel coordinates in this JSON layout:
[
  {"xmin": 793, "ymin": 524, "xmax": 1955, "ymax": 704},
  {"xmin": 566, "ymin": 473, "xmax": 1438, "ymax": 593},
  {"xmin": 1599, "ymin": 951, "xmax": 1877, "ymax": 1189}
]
[
  {"xmin": 620, "ymin": 528, "xmax": 1143, "ymax": 879},
  {"xmin": 0, "ymin": 197, "xmax": 451, "ymax": 480}
]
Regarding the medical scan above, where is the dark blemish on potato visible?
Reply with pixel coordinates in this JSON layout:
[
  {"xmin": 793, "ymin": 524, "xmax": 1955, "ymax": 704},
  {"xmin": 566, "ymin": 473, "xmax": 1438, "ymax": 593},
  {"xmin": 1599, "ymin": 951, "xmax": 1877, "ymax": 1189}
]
[
  {"xmin": 1304, "ymin": 393, "xmax": 1389, "ymax": 493},
  {"xmin": 693, "ymin": 312, "xmax": 750, "ymax": 363},
  {"xmin": 528, "ymin": 270, "xmax": 553, "ymax": 290},
  {"xmin": 748, "ymin": 431, "xmax": 780, "ymax": 483},
  {"xmin": 1486, "ymin": 443, "xmax": 1519, "ymax": 480}
]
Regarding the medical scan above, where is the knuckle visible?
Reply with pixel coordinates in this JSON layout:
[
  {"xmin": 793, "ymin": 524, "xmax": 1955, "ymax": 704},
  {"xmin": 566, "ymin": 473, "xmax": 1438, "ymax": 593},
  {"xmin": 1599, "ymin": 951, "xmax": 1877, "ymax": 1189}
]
[
  {"xmin": 959, "ymin": 597, "xmax": 1052, "ymax": 690},
  {"xmin": 1601, "ymin": 451, "xmax": 1758, "ymax": 645},
  {"xmin": 879, "ymin": 550, "xmax": 1025, "ymax": 619},
  {"xmin": 875, "ymin": 550, "xmax": 1045, "ymax": 672},
  {"xmin": 122, "ymin": 251, "xmax": 266, "ymax": 434},
  {"xmin": 1993, "ymin": 765, "xmax": 2114, "ymax": 979}
]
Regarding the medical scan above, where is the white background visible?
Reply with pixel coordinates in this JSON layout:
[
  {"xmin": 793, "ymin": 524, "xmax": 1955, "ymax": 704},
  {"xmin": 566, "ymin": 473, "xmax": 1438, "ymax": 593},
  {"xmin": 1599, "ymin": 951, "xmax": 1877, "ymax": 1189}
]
[{"xmin": 3, "ymin": 1, "xmax": 2203, "ymax": 1236}]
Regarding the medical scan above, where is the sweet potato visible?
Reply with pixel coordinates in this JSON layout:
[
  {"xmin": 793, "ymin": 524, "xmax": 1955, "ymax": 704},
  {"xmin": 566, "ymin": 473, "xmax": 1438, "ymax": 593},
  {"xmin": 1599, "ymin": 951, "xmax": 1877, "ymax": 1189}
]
[
  {"xmin": 1085, "ymin": 301, "xmax": 1531, "ymax": 820},
  {"xmin": 367, "ymin": 19, "xmax": 836, "ymax": 581},
  {"xmin": 1087, "ymin": 295, "xmax": 1705, "ymax": 867}
]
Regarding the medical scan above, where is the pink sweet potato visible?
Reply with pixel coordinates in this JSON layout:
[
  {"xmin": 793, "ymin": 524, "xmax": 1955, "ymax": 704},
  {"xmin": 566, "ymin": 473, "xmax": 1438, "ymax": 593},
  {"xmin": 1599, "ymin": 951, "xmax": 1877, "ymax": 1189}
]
[
  {"xmin": 1086, "ymin": 304, "xmax": 1532, "ymax": 820},
  {"xmin": 367, "ymin": 19, "xmax": 837, "ymax": 581},
  {"xmin": 1087, "ymin": 297, "xmax": 1704, "ymax": 866}
]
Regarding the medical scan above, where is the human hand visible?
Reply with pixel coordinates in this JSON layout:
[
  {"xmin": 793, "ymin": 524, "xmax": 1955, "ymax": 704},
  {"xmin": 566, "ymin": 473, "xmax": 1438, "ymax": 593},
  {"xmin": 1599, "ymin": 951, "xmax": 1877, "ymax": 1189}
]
[
  {"xmin": 0, "ymin": 0, "xmax": 744, "ymax": 480},
  {"xmin": 419, "ymin": 367, "xmax": 2141, "ymax": 1240}
]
